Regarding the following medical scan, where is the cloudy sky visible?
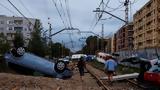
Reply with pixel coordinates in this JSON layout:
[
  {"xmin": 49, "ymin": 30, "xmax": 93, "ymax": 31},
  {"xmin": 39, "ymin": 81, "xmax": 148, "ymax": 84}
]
[{"xmin": 0, "ymin": 0, "xmax": 149, "ymax": 51}]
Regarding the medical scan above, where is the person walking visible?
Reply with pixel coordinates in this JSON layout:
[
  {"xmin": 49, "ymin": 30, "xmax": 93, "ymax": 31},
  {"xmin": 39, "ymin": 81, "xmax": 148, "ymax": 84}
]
[
  {"xmin": 77, "ymin": 56, "xmax": 86, "ymax": 81},
  {"xmin": 104, "ymin": 55, "xmax": 117, "ymax": 83}
]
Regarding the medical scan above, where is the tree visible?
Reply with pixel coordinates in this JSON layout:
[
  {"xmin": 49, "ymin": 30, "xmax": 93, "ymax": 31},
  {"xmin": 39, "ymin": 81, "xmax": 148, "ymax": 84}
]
[
  {"xmin": 0, "ymin": 33, "xmax": 10, "ymax": 55},
  {"xmin": 51, "ymin": 42, "xmax": 71, "ymax": 58},
  {"xmin": 80, "ymin": 35, "xmax": 107, "ymax": 55},
  {"xmin": 28, "ymin": 19, "xmax": 45, "ymax": 57},
  {"xmin": 13, "ymin": 31, "xmax": 24, "ymax": 48}
]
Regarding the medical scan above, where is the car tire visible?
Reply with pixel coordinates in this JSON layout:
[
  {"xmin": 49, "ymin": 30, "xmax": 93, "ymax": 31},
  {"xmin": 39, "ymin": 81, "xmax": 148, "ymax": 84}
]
[
  {"xmin": 11, "ymin": 47, "xmax": 25, "ymax": 57},
  {"xmin": 54, "ymin": 61, "xmax": 66, "ymax": 73},
  {"xmin": 16, "ymin": 47, "xmax": 25, "ymax": 56}
]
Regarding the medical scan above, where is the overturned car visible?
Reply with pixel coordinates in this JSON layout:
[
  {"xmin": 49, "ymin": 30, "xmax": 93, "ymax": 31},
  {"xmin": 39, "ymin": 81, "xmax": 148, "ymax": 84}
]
[{"xmin": 4, "ymin": 47, "xmax": 73, "ymax": 79}]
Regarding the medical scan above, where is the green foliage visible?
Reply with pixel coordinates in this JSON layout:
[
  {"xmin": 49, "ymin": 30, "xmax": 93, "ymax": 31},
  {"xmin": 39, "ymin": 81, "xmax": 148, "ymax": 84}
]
[
  {"xmin": 117, "ymin": 64, "xmax": 140, "ymax": 74},
  {"xmin": 28, "ymin": 19, "xmax": 45, "ymax": 57},
  {"xmin": 13, "ymin": 32, "xmax": 24, "ymax": 48},
  {"xmin": 80, "ymin": 35, "xmax": 107, "ymax": 55},
  {"xmin": 0, "ymin": 33, "xmax": 10, "ymax": 55},
  {"xmin": 89, "ymin": 60, "xmax": 104, "ymax": 71},
  {"xmin": 90, "ymin": 60, "xmax": 139, "ymax": 75},
  {"xmin": 51, "ymin": 42, "xmax": 71, "ymax": 58}
]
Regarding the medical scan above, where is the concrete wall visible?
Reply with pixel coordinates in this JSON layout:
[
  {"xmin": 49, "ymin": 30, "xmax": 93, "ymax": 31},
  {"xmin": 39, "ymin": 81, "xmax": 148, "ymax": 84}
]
[{"xmin": 116, "ymin": 48, "xmax": 160, "ymax": 60}]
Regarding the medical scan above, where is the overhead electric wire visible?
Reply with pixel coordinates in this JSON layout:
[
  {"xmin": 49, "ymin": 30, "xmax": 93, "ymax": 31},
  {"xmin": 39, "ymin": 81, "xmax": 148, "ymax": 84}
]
[
  {"xmin": 51, "ymin": 0, "xmax": 67, "ymax": 28},
  {"xmin": 131, "ymin": 0, "xmax": 139, "ymax": 4},
  {"xmin": 18, "ymin": 0, "xmax": 34, "ymax": 18},
  {"xmin": 91, "ymin": 0, "xmax": 125, "ymax": 31},
  {"xmin": 65, "ymin": 0, "xmax": 72, "ymax": 28},
  {"xmin": 7, "ymin": 0, "xmax": 34, "ymax": 26},
  {"xmin": 59, "ymin": 0, "xmax": 69, "ymax": 27},
  {"xmin": 107, "ymin": 3, "xmax": 124, "ymax": 12},
  {"xmin": 89, "ymin": 14, "xmax": 98, "ymax": 31},
  {"xmin": 91, "ymin": 0, "xmax": 110, "ymax": 31},
  {"xmin": 0, "ymin": 2, "xmax": 18, "ymax": 16}
]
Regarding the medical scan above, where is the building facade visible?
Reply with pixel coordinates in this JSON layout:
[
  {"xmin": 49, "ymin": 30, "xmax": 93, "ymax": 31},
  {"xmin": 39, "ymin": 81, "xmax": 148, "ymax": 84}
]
[
  {"xmin": 105, "ymin": 38, "xmax": 112, "ymax": 53},
  {"xmin": 0, "ymin": 15, "xmax": 36, "ymax": 47},
  {"xmin": 116, "ymin": 23, "xmax": 134, "ymax": 52},
  {"xmin": 111, "ymin": 34, "xmax": 117, "ymax": 53},
  {"xmin": 133, "ymin": 0, "xmax": 160, "ymax": 50}
]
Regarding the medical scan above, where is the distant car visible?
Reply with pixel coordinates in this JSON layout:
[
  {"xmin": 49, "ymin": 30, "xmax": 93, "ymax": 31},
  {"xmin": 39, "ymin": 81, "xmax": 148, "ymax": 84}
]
[
  {"xmin": 86, "ymin": 55, "xmax": 96, "ymax": 61},
  {"xmin": 71, "ymin": 54, "xmax": 87, "ymax": 60},
  {"xmin": 4, "ymin": 47, "xmax": 73, "ymax": 79},
  {"xmin": 59, "ymin": 58, "xmax": 70, "ymax": 64}
]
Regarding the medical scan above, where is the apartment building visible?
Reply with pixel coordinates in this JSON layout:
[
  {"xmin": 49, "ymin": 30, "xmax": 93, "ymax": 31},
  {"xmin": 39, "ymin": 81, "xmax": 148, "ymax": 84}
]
[
  {"xmin": 133, "ymin": 0, "xmax": 160, "ymax": 49},
  {"xmin": 116, "ymin": 23, "xmax": 134, "ymax": 52},
  {"xmin": 111, "ymin": 34, "xmax": 117, "ymax": 53},
  {"xmin": 105, "ymin": 38, "xmax": 112, "ymax": 53},
  {"xmin": 0, "ymin": 15, "xmax": 36, "ymax": 47}
]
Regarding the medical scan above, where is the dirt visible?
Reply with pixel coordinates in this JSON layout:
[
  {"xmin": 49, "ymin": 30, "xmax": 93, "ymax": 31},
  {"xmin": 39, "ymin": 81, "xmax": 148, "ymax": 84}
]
[
  {"xmin": 0, "ymin": 63, "xmax": 143, "ymax": 90},
  {"xmin": 0, "ymin": 67, "xmax": 101, "ymax": 90}
]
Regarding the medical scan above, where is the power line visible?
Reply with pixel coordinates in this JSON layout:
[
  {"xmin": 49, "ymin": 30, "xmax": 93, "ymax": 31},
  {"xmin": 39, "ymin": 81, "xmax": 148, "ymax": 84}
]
[
  {"xmin": 106, "ymin": 3, "xmax": 124, "ymax": 12},
  {"xmin": 65, "ymin": 0, "xmax": 72, "ymax": 28},
  {"xmin": 59, "ymin": 0, "xmax": 69, "ymax": 27},
  {"xmin": 51, "ymin": 0, "xmax": 67, "ymax": 28},
  {"xmin": 91, "ymin": 0, "xmax": 110, "ymax": 31},
  {"xmin": 7, "ymin": 0, "xmax": 34, "ymax": 26},
  {"xmin": 89, "ymin": 14, "xmax": 98, "ymax": 31},
  {"xmin": 18, "ymin": 0, "xmax": 34, "ymax": 18},
  {"xmin": 0, "ymin": 2, "xmax": 18, "ymax": 16}
]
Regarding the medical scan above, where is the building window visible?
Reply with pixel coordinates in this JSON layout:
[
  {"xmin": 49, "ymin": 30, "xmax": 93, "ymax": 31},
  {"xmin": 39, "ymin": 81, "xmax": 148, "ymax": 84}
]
[
  {"xmin": 146, "ymin": 40, "xmax": 152, "ymax": 44},
  {"xmin": 7, "ymin": 20, "xmax": 14, "ymax": 25},
  {"xmin": 0, "ymin": 21, "xmax": 4, "ymax": 24},
  {"xmin": 14, "ymin": 20, "xmax": 23, "ymax": 25},
  {"xmin": 14, "ymin": 27, "xmax": 23, "ymax": 32},
  {"xmin": 8, "ymin": 27, "xmax": 13, "ymax": 30},
  {"xmin": 24, "ymin": 28, "xmax": 27, "ymax": 31},
  {"xmin": 146, "ymin": 12, "xmax": 152, "ymax": 17},
  {"xmin": 146, "ymin": 2, "xmax": 151, "ymax": 8},
  {"xmin": 138, "ymin": 42, "xmax": 143, "ymax": 46},
  {"xmin": 0, "ymin": 27, "xmax": 4, "ymax": 30}
]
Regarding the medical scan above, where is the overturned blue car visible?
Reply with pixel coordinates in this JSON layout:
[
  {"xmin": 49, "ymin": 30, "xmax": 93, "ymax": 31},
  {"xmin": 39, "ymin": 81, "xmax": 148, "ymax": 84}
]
[{"xmin": 4, "ymin": 47, "xmax": 73, "ymax": 79}]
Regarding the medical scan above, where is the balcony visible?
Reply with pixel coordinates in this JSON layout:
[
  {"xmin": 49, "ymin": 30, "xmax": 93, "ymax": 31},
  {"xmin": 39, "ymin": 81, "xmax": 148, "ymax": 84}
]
[
  {"xmin": 14, "ymin": 20, "xmax": 23, "ymax": 25},
  {"xmin": 146, "ymin": 16, "xmax": 153, "ymax": 23},
  {"xmin": 145, "ymin": 25, "xmax": 154, "ymax": 31},
  {"xmin": 146, "ymin": 7, "xmax": 153, "ymax": 14},
  {"xmin": 145, "ymin": 35, "xmax": 153, "ymax": 40}
]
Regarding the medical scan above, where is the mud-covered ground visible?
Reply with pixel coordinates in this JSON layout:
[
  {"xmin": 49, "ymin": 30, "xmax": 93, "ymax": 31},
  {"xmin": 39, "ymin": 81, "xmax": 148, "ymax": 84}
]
[
  {"xmin": 0, "ymin": 68, "xmax": 101, "ymax": 90},
  {"xmin": 0, "ymin": 64, "xmax": 145, "ymax": 90}
]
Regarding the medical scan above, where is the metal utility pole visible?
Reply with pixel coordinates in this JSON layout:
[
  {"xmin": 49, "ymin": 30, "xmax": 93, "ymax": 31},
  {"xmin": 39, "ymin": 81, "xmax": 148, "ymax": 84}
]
[
  {"xmin": 124, "ymin": 0, "xmax": 129, "ymax": 24},
  {"xmin": 101, "ymin": 24, "xmax": 104, "ymax": 39},
  {"xmin": 62, "ymin": 40, "xmax": 64, "ymax": 57},
  {"xmin": 49, "ymin": 23, "xmax": 52, "ymax": 44},
  {"xmin": 48, "ymin": 18, "xmax": 52, "ymax": 59},
  {"xmin": 101, "ymin": 24, "xmax": 104, "ymax": 52}
]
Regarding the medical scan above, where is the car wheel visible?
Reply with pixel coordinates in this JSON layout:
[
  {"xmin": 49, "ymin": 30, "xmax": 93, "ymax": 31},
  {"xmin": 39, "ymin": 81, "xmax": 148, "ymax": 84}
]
[
  {"xmin": 16, "ymin": 47, "xmax": 25, "ymax": 56},
  {"xmin": 11, "ymin": 47, "xmax": 25, "ymax": 57},
  {"xmin": 54, "ymin": 61, "xmax": 66, "ymax": 73}
]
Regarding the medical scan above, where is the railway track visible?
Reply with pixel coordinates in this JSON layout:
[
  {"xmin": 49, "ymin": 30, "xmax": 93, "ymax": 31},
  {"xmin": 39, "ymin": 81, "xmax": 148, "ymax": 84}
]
[{"xmin": 86, "ymin": 64, "xmax": 147, "ymax": 90}]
